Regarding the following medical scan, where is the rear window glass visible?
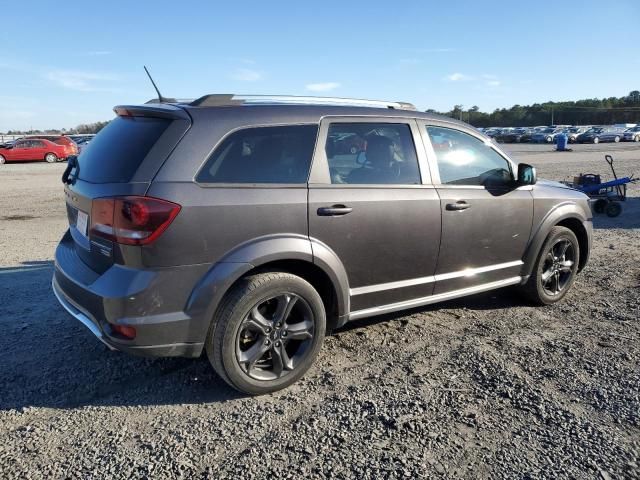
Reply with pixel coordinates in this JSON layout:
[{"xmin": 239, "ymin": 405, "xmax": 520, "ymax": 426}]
[
  {"xmin": 77, "ymin": 116, "xmax": 170, "ymax": 183},
  {"xmin": 196, "ymin": 125, "xmax": 318, "ymax": 184}
]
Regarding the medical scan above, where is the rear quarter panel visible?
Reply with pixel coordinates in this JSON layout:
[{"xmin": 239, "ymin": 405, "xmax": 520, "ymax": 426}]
[{"xmin": 143, "ymin": 183, "xmax": 309, "ymax": 267}]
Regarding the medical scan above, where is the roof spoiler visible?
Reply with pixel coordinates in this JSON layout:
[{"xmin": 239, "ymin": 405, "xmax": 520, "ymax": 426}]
[{"xmin": 113, "ymin": 104, "xmax": 190, "ymax": 120}]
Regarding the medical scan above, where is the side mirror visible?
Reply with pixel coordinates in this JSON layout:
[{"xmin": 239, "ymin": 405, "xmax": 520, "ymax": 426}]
[{"xmin": 517, "ymin": 163, "xmax": 536, "ymax": 186}]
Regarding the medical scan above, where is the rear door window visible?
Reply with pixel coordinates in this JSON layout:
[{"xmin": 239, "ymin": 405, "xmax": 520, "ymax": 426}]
[
  {"xmin": 196, "ymin": 125, "xmax": 318, "ymax": 184},
  {"xmin": 325, "ymin": 123, "xmax": 421, "ymax": 184},
  {"xmin": 77, "ymin": 116, "xmax": 171, "ymax": 183}
]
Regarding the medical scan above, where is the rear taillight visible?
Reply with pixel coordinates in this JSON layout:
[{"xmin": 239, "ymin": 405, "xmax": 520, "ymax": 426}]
[
  {"xmin": 90, "ymin": 196, "xmax": 181, "ymax": 245},
  {"xmin": 110, "ymin": 324, "xmax": 137, "ymax": 339}
]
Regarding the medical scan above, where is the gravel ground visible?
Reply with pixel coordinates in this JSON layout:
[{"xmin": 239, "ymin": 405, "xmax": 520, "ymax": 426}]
[{"xmin": 0, "ymin": 142, "xmax": 639, "ymax": 479}]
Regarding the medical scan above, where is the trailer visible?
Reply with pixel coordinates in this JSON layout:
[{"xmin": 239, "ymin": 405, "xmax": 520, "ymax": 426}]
[{"xmin": 561, "ymin": 155, "xmax": 638, "ymax": 217}]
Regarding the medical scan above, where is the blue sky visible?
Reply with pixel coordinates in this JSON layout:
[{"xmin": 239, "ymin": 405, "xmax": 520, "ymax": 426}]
[{"xmin": 1, "ymin": 0, "xmax": 638, "ymax": 131}]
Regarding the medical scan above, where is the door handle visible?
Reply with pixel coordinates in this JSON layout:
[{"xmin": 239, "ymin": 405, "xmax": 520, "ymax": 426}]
[
  {"xmin": 317, "ymin": 205, "xmax": 353, "ymax": 216},
  {"xmin": 446, "ymin": 201, "xmax": 471, "ymax": 211}
]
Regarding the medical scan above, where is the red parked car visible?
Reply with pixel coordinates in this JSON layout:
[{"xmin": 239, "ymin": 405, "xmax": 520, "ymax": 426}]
[
  {"xmin": 0, "ymin": 138, "xmax": 71, "ymax": 164},
  {"xmin": 33, "ymin": 135, "xmax": 78, "ymax": 156}
]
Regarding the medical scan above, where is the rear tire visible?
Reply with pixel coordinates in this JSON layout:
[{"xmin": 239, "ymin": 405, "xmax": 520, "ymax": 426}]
[
  {"xmin": 634, "ymin": 135, "xmax": 640, "ymax": 142},
  {"xmin": 614, "ymin": 136, "xmax": 620, "ymax": 143},
  {"xmin": 593, "ymin": 137, "xmax": 599, "ymax": 144},
  {"xmin": 45, "ymin": 153, "xmax": 58, "ymax": 163},
  {"xmin": 520, "ymin": 226, "xmax": 580, "ymax": 306},
  {"xmin": 0, "ymin": 155, "xmax": 5, "ymax": 164},
  {"xmin": 206, "ymin": 272, "xmax": 326, "ymax": 395}
]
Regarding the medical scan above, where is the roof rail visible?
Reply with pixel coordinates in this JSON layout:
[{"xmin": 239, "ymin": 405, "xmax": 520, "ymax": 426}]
[{"xmin": 189, "ymin": 94, "xmax": 416, "ymax": 110}]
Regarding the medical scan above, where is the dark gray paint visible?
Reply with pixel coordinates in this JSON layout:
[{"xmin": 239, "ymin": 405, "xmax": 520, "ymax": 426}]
[
  {"xmin": 53, "ymin": 101, "xmax": 593, "ymax": 358},
  {"xmin": 433, "ymin": 186, "xmax": 533, "ymax": 294}
]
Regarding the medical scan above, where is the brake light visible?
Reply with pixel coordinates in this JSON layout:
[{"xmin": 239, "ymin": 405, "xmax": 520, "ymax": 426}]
[{"xmin": 89, "ymin": 196, "xmax": 181, "ymax": 245}]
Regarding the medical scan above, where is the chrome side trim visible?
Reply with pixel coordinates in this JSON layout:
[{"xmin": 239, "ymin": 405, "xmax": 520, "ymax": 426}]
[
  {"xmin": 52, "ymin": 277, "xmax": 116, "ymax": 350},
  {"xmin": 350, "ymin": 275, "xmax": 436, "ymax": 296},
  {"xmin": 348, "ymin": 276, "xmax": 522, "ymax": 320},
  {"xmin": 434, "ymin": 260, "xmax": 523, "ymax": 282},
  {"xmin": 349, "ymin": 260, "xmax": 523, "ymax": 296}
]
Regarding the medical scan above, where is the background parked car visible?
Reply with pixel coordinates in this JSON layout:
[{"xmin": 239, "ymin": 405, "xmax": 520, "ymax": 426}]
[
  {"xmin": 0, "ymin": 138, "xmax": 69, "ymax": 164},
  {"xmin": 576, "ymin": 126, "xmax": 626, "ymax": 144},
  {"xmin": 622, "ymin": 126, "xmax": 640, "ymax": 142},
  {"xmin": 73, "ymin": 137, "xmax": 93, "ymax": 154},
  {"xmin": 30, "ymin": 135, "xmax": 79, "ymax": 156},
  {"xmin": 496, "ymin": 127, "xmax": 533, "ymax": 143},
  {"xmin": 531, "ymin": 127, "xmax": 562, "ymax": 143},
  {"xmin": 565, "ymin": 126, "xmax": 589, "ymax": 143},
  {"xmin": 330, "ymin": 132, "xmax": 366, "ymax": 154}
]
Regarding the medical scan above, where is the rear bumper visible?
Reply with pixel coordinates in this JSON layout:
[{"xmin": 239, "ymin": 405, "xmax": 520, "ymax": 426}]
[{"xmin": 53, "ymin": 231, "xmax": 209, "ymax": 358}]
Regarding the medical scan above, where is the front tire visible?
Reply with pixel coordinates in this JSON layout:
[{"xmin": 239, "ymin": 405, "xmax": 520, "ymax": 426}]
[
  {"xmin": 0, "ymin": 155, "xmax": 5, "ymax": 164},
  {"xmin": 593, "ymin": 199, "xmax": 607, "ymax": 214},
  {"xmin": 206, "ymin": 272, "xmax": 326, "ymax": 395},
  {"xmin": 45, "ymin": 152, "xmax": 58, "ymax": 163},
  {"xmin": 614, "ymin": 136, "xmax": 620, "ymax": 143},
  {"xmin": 593, "ymin": 137, "xmax": 599, "ymax": 144},
  {"xmin": 521, "ymin": 226, "xmax": 580, "ymax": 305}
]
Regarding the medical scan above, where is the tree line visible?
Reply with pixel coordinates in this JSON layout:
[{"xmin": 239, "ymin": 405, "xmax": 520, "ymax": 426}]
[
  {"xmin": 431, "ymin": 90, "xmax": 640, "ymax": 127},
  {"xmin": 3, "ymin": 91, "xmax": 640, "ymax": 133},
  {"xmin": 2, "ymin": 121, "xmax": 109, "ymax": 136}
]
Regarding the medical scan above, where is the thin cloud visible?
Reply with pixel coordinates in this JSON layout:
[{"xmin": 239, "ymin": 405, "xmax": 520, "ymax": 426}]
[
  {"xmin": 305, "ymin": 82, "xmax": 341, "ymax": 92},
  {"xmin": 481, "ymin": 74, "xmax": 501, "ymax": 87},
  {"xmin": 45, "ymin": 70, "xmax": 120, "ymax": 92},
  {"xmin": 231, "ymin": 68, "xmax": 262, "ymax": 82},
  {"xmin": 445, "ymin": 73, "xmax": 472, "ymax": 82}
]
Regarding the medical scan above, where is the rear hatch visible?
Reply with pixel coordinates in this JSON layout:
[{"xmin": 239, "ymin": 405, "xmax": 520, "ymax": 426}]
[{"xmin": 63, "ymin": 104, "xmax": 191, "ymax": 273}]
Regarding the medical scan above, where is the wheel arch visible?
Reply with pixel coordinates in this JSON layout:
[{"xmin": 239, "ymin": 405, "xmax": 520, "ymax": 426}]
[
  {"xmin": 522, "ymin": 204, "xmax": 591, "ymax": 278},
  {"xmin": 184, "ymin": 234, "xmax": 350, "ymax": 343}
]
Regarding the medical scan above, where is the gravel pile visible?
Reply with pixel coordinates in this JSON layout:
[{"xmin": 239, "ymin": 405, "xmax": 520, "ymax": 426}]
[{"xmin": 1, "ymin": 144, "xmax": 639, "ymax": 479}]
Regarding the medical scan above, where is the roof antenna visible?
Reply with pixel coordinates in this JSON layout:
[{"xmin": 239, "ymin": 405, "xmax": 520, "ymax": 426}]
[{"xmin": 144, "ymin": 66, "xmax": 168, "ymax": 103}]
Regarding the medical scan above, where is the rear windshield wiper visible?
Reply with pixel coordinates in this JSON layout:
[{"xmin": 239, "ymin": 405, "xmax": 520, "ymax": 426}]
[{"xmin": 62, "ymin": 155, "xmax": 79, "ymax": 184}]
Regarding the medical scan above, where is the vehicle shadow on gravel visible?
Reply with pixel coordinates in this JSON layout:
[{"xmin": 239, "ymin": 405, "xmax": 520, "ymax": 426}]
[{"xmin": 0, "ymin": 262, "xmax": 242, "ymax": 411}]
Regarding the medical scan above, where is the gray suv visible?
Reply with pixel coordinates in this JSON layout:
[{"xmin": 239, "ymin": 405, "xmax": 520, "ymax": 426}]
[{"xmin": 53, "ymin": 95, "xmax": 592, "ymax": 394}]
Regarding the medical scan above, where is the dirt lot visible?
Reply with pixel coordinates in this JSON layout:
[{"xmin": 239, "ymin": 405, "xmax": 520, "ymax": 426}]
[{"xmin": 0, "ymin": 143, "xmax": 639, "ymax": 479}]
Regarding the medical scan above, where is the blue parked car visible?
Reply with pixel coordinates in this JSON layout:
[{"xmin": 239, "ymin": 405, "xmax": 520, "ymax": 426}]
[
  {"xmin": 576, "ymin": 126, "xmax": 626, "ymax": 144},
  {"xmin": 531, "ymin": 127, "xmax": 563, "ymax": 143}
]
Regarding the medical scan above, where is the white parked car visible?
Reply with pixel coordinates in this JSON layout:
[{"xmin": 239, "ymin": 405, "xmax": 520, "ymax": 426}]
[{"xmin": 622, "ymin": 126, "xmax": 640, "ymax": 142}]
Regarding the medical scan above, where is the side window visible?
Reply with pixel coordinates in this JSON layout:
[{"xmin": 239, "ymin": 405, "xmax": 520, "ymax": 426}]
[
  {"xmin": 196, "ymin": 125, "xmax": 318, "ymax": 184},
  {"xmin": 426, "ymin": 126, "xmax": 513, "ymax": 186},
  {"xmin": 325, "ymin": 123, "xmax": 421, "ymax": 185}
]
